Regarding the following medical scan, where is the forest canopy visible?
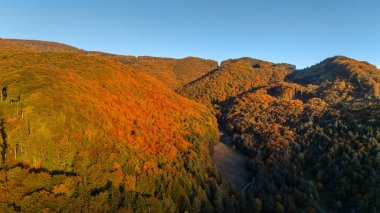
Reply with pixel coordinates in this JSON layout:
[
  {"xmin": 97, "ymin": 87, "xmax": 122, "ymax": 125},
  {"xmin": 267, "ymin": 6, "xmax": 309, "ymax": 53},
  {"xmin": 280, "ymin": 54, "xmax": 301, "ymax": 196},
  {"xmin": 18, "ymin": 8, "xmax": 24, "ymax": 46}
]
[
  {"xmin": 0, "ymin": 39, "xmax": 237, "ymax": 212},
  {"xmin": 0, "ymin": 39, "xmax": 379, "ymax": 212},
  {"xmin": 181, "ymin": 56, "xmax": 380, "ymax": 212}
]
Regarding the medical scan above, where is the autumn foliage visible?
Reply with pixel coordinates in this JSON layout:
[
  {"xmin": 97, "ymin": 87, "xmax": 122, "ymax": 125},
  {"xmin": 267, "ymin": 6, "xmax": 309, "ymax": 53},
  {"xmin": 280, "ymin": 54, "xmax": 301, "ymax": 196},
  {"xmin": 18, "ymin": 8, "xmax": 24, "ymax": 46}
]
[
  {"xmin": 88, "ymin": 52, "xmax": 218, "ymax": 90},
  {"xmin": 0, "ymin": 39, "xmax": 236, "ymax": 212},
  {"xmin": 1, "ymin": 39, "xmax": 379, "ymax": 212},
  {"xmin": 182, "ymin": 56, "xmax": 380, "ymax": 212},
  {"xmin": 180, "ymin": 57, "xmax": 295, "ymax": 106}
]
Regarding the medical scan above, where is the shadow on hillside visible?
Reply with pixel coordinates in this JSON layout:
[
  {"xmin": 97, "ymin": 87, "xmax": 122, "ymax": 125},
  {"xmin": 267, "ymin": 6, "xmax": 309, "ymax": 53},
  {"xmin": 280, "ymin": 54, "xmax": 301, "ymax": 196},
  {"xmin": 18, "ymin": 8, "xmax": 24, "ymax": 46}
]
[{"xmin": 0, "ymin": 119, "xmax": 7, "ymax": 164}]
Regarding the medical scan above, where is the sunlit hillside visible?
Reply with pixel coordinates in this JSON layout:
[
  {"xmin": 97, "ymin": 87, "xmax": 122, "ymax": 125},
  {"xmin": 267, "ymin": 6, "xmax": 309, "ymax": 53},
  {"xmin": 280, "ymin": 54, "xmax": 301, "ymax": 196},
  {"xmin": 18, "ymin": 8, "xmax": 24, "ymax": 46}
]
[
  {"xmin": 0, "ymin": 39, "xmax": 236, "ymax": 212},
  {"xmin": 1, "ymin": 39, "xmax": 379, "ymax": 212},
  {"xmin": 0, "ymin": 38, "xmax": 84, "ymax": 53},
  {"xmin": 180, "ymin": 57, "xmax": 295, "ymax": 107},
  {"xmin": 88, "ymin": 52, "xmax": 218, "ymax": 90}
]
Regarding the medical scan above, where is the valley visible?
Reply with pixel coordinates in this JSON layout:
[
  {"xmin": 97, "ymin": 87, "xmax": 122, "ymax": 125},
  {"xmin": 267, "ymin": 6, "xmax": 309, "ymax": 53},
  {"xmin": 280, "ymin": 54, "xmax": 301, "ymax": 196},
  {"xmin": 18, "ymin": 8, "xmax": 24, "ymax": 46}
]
[{"xmin": 212, "ymin": 141, "xmax": 251, "ymax": 192}]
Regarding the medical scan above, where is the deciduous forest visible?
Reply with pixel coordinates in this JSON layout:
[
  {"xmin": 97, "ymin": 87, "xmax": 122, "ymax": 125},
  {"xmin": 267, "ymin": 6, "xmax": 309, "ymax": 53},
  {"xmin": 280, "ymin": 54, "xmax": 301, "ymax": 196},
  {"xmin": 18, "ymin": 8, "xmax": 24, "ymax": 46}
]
[
  {"xmin": 181, "ymin": 56, "xmax": 380, "ymax": 212},
  {"xmin": 0, "ymin": 39, "xmax": 379, "ymax": 212}
]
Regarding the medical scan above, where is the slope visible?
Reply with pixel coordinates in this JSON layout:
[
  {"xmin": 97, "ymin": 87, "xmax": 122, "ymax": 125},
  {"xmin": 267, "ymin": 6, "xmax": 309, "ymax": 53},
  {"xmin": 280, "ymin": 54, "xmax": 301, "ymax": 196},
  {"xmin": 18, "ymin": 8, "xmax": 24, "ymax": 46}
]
[
  {"xmin": 0, "ymin": 39, "xmax": 236, "ymax": 212},
  {"xmin": 218, "ymin": 56, "xmax": 380, "ymax": 212}
]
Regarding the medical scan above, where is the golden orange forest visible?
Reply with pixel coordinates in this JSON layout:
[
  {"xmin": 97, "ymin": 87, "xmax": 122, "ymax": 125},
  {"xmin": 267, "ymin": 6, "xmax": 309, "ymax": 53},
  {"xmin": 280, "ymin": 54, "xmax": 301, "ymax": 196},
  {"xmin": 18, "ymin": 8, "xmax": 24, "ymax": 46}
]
[{"xmin": 0, "ymin": 39, "xmax": 379, "ymax": 212}]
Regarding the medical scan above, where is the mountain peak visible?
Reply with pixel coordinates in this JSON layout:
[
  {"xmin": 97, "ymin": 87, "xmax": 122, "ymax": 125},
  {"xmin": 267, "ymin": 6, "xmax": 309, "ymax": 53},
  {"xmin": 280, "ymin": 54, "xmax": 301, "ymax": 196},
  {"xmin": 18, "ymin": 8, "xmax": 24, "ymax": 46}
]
[{"xmin": 289, "ymin": 55, "xmax": 380, "ymax": 98}]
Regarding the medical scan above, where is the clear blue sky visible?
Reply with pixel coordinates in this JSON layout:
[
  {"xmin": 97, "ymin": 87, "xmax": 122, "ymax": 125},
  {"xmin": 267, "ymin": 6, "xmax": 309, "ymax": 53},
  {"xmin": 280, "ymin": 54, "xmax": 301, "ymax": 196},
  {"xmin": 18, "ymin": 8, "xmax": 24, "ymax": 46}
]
[{"xmin": 1, "ymin": 0, "xmax": 379, "ymax": 68}]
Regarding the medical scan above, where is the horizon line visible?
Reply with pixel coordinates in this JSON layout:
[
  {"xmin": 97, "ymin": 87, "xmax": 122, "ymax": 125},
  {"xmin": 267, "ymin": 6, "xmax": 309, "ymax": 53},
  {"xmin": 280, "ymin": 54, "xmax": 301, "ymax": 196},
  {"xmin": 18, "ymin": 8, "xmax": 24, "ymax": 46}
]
[{"xmin": 2, "ymin": 37, "xmax": 378, "ymax": 70}]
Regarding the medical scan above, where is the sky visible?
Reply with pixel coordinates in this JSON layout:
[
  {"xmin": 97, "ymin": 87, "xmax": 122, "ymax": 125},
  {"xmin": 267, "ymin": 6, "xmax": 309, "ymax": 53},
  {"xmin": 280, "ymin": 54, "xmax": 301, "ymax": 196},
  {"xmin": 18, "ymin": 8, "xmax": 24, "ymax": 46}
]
[{"xmin": 0, "ymin": 0, "xmax": 379, "ymax": 68}]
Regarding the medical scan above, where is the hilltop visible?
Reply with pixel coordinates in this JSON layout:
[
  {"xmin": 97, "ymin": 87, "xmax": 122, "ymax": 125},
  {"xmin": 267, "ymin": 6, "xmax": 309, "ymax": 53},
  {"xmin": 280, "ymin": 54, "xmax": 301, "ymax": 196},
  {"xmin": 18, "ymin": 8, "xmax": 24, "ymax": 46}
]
[
  {"xmin": 179, "ymin": 57, "xmax": 295, "ymax": 106},
  {"xmin": 88, "ymin": 53, "xmax": 218, "ymax": 90},
  {"xmin": 289, "ymin": 56, "xmax": 380, "ymax": 99},
  {"xmin": 0, "ymin": 38, "xmax": 84, "ymax": 53}
]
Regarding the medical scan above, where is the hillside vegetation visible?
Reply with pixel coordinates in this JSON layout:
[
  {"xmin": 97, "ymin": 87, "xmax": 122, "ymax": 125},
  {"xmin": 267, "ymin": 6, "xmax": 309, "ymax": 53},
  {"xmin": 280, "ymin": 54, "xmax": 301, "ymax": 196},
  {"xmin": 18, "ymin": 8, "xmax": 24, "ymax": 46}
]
[
  {"xmin": 89, "ymin": 52, "xmax": 218, "ymax": 90},
  {"xmin": 289, "ymin": 56, "xmax": 380, "ymax": 99},
  {"xmin": 184, "ymin": 56, "xmax": 380, "ymax": 212},
  {"xmin": 180, "ymin": 57, "xmax": 295, "ymax": 107},
  {"xmin": 0, "ymin": 38, "xmax": 84, "ymax": 53},
  {"xmin": 1, "ymin": 39, "xmax": 379, "ymax": 212},
  {"xmin": 0, "ymin": 39, "xmax": 237, "ymax": 212}
]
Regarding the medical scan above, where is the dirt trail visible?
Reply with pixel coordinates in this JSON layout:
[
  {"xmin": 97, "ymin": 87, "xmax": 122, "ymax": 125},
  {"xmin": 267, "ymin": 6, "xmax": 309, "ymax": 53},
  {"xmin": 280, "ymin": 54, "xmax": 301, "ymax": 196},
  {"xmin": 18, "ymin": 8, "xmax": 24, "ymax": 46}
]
[{"xmin": 212, "ymin": 142, "xmax": 252, "ymax": 191}]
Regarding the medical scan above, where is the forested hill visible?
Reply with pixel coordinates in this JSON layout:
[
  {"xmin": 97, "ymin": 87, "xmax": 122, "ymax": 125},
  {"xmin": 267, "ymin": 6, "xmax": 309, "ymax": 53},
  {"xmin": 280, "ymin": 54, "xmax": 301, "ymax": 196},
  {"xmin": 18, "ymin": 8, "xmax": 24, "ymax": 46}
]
[
  {"xmin": 0, "ymin": 39, "xmax": 237, "ymax": 212},
  {"xmin": 289, "ymin": 56, "xmax": 380, "ymax": 99},
  {"xmin": 180, "ymin": 55, "xmax": 380, "ymax": 212},
  {"xmin": 179, "ymin": 57, "xmax": 295, "ymax": 106},
  {"xmin": 0, "ymin": 38, "xmax": 218, "ymax": 90},
  {"xmin": 87, "ymin": 52, "xmax": 218, "ymax": 90},
  {"xmin": 0, "ymin": 38, "xmax": 84, "ymax": 53},
  {"xmin": 0, "ymin": 39, "xmax": 379, "ymax": 212}
]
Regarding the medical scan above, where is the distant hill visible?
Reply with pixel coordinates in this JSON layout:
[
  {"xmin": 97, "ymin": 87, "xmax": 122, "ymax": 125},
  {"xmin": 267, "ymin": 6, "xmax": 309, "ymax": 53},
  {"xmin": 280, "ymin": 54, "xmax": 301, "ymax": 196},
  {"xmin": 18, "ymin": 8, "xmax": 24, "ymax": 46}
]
[
  {"xmin": 1, "ymin": 39, "xmax": 218, "ymax": 90},
  {"xmin": 88, "ymin": 52, "xmax": 218, "ymax": 89},
  {"xmin": 289, "ymin": 56, "xmax": 380, "ymax": 99},
  {"xmin": 179, "ymin": 57, "xmax": 295, "ymax": 106},
  {"xmin": 0, "ymin": 39, "xmax": 236, "ymax": 212},
  {"xmin": 0, "ymin": 38, "xmax": 84, "ymax": 53}
]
